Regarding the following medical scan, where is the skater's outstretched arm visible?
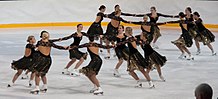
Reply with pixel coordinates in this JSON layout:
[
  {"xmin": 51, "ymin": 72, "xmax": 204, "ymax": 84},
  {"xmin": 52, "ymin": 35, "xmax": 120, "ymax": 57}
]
[
  {"xmin": 59, "ymin": 33, "xmax": 78, "ymax": 41},
  {"xmin": 51, "ymin": 42, "xmax": 69, "ymax": 50}
]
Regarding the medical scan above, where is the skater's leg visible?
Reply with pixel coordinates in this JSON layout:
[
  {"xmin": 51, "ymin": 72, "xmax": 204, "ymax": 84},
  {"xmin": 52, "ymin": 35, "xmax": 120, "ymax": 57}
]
[
  {"xmin": 115, "ymin": 59, "xmax": 123, "ymax": 69},
  {"xmin": 74, "ymin": 58, "xmax": 84, "ymax": 69},
  {"xmin": 195, "ymin": 39, "xmax": 200, "ymax": 51},
  {"xmin": 90, "ymin": 74, "xmax": 100, "ymax": 87},
  {"xmin": 35, "ymin": 72, "xmax": 41, "ymax": 86},
  {"xmin": 105, "ymin": 40, "xmax": 110, "ymax": 57},
  {"xmin": 129, "ymin": 71, "xmax": 140, "ymax": 80},
  {"xmin": 155, "ymin": 65, "xmax": 165, "ymax": 81},
  {"xmin": 207, "ymin": 43, "xmax": 214, "ymax": 52},
  {"xmin": 182, "ymin": 46, "xmax": 191, "ymax": 55},
  {"xmin": 176, "ymin": 44, "xmax": 184, "ymax": 54},
  {"xmin": 41, "ymin": 74, "xmax": 47, "ymax": 91},
  {"xmin": 30, "ymin": 72, "xmax": 35, "ymax": 81},
  {"xmin": 25, "ymin": 70, "xmax": 30, "ymax": 75},
  {"xmin": 29, "ymin": 72, "xmax": 35, "ymax": 86},
  {"xmin": 139, "ymin": 69, "xmax": 151, "ymax": 81},
  {"xmin": 41, "ymin": 74, "xmax": 47, "ymax": 85},
  {"xmin": 12, "ymin": 69, "xmax": 23, "ymax": 83},
  {"xmin": 140, "ymin": 69, "xmax": 155, "ymax": 88},
  {"xmin": 65, "ymin": 58, "xmax": 76, "ymax": 69}
]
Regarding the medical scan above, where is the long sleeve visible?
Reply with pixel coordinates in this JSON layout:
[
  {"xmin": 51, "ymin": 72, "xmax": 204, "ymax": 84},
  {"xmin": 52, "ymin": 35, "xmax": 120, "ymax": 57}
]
[
  {"xmin": 81, "ymin": 32, "xmax": 89, "ymax": 37},
  {"xmin": 51, "ymin": 42, "xmax": 67, "ymax": 50},
  {"xmin": 49, "ymin": 38, "xmax": 62, "ymax": 42},
  {"xmin": 167, "ymin": 20, "xmax": 180, "ymax": 24},
  {"xmin": 131, "ymin": 21, "xmax": 144, "ymax": 25},
  {"xmin": 121, "ymin": 12, "xmax": 135, "ymax": 16},
  {"xmin": 77, "ymin": 43, "xmax": 113, "ymax": 49},
  {"xmin": 158, "ymin": 13, "xmax": 174, "ymax": 18},
  {"xmin": 97, "ymin": 12, "xmax": 107, "ymax": 17},
  {"xmin": 60, "ymin": 33, "xmax": 77, "ymax": 41},
  {"xmin": 116, "ymin": 37, "xmax": 137, "ymax": 46},
  {"xmin": 156, "ymin": 22, "xmax": 166, "ymax": 25},
  {"xmin": 78, "ymin": 43, "xmax": 89, "ymax": 48},
  {"xmin": 107, "ymin": 15, "xmax": 128, "ymax": 22},
  {"xmin": 96, "ymin": 44, "xmax": 114, "ymax": 49},
  {"xmin": 135, "ymin": 13, "xmax": 150, "ymax": 17},
  {"xmin": 120, "ymin": 18, "xmax": 129, "ymax": 23}
]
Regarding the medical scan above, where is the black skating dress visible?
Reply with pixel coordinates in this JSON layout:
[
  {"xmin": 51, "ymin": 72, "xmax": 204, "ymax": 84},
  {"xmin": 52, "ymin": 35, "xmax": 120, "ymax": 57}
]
[
  {"xmin": 195, "ymin": 18, "xmax": 215, "ymax": 45},
  {"xmin": 30, "ymin": 39, "xmax": 67, "ymax": 74},
  {"xmin": 11, "ymin": 44, "xmax": 36, "ymax": 70},
  {"xmin": 78, "ymin": 43, "xmax": 113, "ymax": 76},
  {"xmin": 60, "ymin": 32, "xmax": 88, "ymax": 60}
]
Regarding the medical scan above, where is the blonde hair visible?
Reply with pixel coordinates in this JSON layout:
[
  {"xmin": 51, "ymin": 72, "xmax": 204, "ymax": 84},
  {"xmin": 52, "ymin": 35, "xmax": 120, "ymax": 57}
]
[
  {"xmin": 143, "ymin": 15, "xmax": 148, "ymax": 19},
  {"xmin": 27, "ymin": 35, "xmax": 34, "ymax": 42}
]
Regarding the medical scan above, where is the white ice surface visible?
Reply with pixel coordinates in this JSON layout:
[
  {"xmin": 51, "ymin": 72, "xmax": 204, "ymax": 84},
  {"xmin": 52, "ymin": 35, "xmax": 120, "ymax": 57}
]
[{"xmin": 0, "ymin": 27, "xmax": 217, "ymax": 99}]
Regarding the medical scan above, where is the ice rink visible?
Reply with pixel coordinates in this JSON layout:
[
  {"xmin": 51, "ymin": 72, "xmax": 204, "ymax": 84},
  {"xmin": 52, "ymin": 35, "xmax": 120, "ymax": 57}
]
[{"xmin": 0, "ymin": 26, "xmax": 217, "ymax": 99}]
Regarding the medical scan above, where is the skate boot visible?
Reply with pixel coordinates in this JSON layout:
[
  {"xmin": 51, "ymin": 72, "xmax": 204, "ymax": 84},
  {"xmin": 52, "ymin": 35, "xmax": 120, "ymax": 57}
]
[
  {"xmin": 148, "ymin": 81, "xmax": 155, "ymax": 89},
  {"xmin": 178, "ymin": 53, "xmax": 186, "ymax": 59},
  {"xmin": 40, "ymin": 84, "xmax": 47, "ymax": 93},
  {"xmin": 159, "ymin": 75, "xmax": 166, "ymax": 82},
  {"xmin": 93, "ymin": 87, "xmax": 103, "ymax": 95},
  {"xmin": 29, "ymin": 80, "xmax": 34, "ymax": 87},
  {"xmin": 212, "ymin": 51, "xmax": 217, "ymax": 56},
  {"xmin": 186, "ymin": 55, "xmax": 194, "ymax": 60},
  {"xmin": 7, "ymin": 82, "xmax": 14, "ymax": 88},
  {"xmin": 135, "ymin": 80, "xmax": 142, "ymax": 88},
  {"xmin": 89, "ymin": 86, "xmax": 98, "ymax": 93},
  {"xmin": 30, "ymin": 86, "xmax": 40, "ymax": 94},
  {"xmin": 21, "ymin": 74, "xmax": 28, "ymax": 79},
  {"xmin": 196, "ymin": 49, "xmax": 201, "ymax": 55},
  {"xmin": 62, "ymin": 68, "xmax": 70, "ymax": 75},
  {"xmin": 71, "ymin": 69, "xmax": 80, "ymax": 77},
  {"xmin": 113, "ymin": 69, "xmax": 121, "ymax": 77}
]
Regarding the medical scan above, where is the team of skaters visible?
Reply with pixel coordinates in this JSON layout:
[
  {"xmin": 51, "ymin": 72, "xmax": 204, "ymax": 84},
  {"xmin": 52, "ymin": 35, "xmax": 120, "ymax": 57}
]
[{"xmin": 8, "ymin": 4, "xmax": 216, "ymax": 95}]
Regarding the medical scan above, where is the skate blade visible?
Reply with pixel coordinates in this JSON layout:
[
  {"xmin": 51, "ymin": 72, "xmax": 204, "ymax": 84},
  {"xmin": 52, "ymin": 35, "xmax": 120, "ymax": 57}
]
[
  {"xmin": 113, "ymin": 74, "xmax": 121, "ymax": 77},
  {"xmin": 30, "ymin": 90, "xmax": 39, "ymax": 94},
  {"xmin": 149, "ymin": 85, "xmax": 155, "ymax": 89},
  {"xmin": 40, "ymin": 89, "xmax": 47, "ymax": 93},
  {"xmin": 71, "ymin": 73, "xmax": 80, "ymax": 77},
  {"xmin": 21, "ymin": 77, "xmax": 28, "ymax": 79},
  {"xmin": 135, "ymin": 84, "xmax": 142, "ymax": 88},
  {"xmin": 94, "ymin": 92, "xmax": 104, "ymax": 95},
  {"xmin": 104, "ymin": 57, "xmax": 110, "ymax": 59}
]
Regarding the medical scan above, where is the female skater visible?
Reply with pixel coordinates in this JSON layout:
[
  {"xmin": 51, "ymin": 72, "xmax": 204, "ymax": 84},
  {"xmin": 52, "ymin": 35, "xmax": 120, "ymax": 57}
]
[
  {"xmin": 128, "ymin": 15, "xmax": 167, "ymax": 81},
  {"xmin": 135, "ymin": 6, "xmax": 175, "ymax": 48},
  {"xmin": 118, "ymin": 27, "xmax": 154, "ymax": 88},
  {"xmin": 30, "ymin": 31, "xmax": 69, "ymax": 94},
  {"xmin": 87, "ymin": 5, "xmax": 106, "ymax": 49},
  {"xmin": 104, "ymin": 9, "xmax": 129, "ymax": 59},
  {"xmin": 168, "ymin": 12, "xmax": 194, "ymax": 60},
  {"xmin": 110, "ymin": 4, "xmax": 135, "ymax": 16},
  {"xmin": 8, "ymin": 36, "xmax": 36, "ymax": 87},
  {"xmin": 113, "ymin": 25, "xmax": 129, "ymax": 77},
  {"xmin": 61, "ymin": 24, "xmax": 88, "ymax": 76},
  {"xmin": 184, "ymin": 7, "xmax": 200, "ymax": 55},
  {"xmin": 139, "ymin": 32, "xmax": 167, "ymax": 81},
  {"xmin": 193, "ymin": 12, "xmax": 216, "ymax": 56},
  {"xmin": 75, "ymin": 36, "xmax": 114, "ymax": 95}
]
